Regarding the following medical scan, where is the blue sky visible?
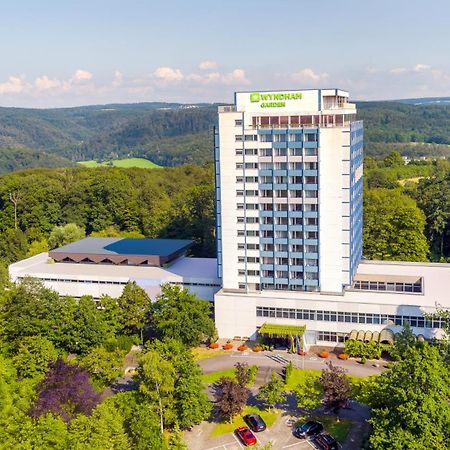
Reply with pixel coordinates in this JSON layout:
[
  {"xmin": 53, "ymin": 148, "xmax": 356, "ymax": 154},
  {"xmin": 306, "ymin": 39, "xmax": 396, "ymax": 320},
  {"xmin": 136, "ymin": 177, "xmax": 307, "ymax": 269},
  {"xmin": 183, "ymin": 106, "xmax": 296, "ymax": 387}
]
[{"xmin": 0, "ymin": 0, "xmax": 449, "ymax": 107}]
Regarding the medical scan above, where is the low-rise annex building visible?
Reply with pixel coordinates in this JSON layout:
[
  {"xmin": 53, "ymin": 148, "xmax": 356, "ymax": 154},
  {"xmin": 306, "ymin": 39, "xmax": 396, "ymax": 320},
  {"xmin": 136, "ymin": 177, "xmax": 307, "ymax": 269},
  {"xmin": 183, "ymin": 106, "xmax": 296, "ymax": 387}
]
[{"xmin": 9, "ymin": 237, "xmax": 220, "ymax": 301}]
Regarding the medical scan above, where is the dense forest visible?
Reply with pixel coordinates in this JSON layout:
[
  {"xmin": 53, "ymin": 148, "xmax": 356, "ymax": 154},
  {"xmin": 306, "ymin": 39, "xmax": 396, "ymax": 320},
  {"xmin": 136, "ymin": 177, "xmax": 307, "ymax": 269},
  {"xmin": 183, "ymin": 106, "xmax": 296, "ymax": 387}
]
[
  {"xmin": 0, "ymin": 165, "xmax": 215, "ymax": 268},
  {"xmin": 0, "ymin": 101, "xmax": 449, "ymax": 173}
]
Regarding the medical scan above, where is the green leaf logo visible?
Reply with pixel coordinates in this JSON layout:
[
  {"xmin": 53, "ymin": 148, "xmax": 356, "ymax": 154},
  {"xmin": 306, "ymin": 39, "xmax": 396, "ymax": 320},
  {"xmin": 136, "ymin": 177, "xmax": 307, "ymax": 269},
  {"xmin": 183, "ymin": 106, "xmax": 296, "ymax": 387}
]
[{"xmin": 250, "ymin": 93, "xmax": 260, "ymax": 103}]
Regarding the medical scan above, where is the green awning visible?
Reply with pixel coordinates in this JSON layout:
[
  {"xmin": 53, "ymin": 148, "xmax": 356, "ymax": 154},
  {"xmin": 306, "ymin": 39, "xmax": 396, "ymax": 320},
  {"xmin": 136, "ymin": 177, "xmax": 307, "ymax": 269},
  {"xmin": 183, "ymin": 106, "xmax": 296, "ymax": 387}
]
[{"xmin": 258, "ymin": 323, "xmax": 306, "ymax": 338}]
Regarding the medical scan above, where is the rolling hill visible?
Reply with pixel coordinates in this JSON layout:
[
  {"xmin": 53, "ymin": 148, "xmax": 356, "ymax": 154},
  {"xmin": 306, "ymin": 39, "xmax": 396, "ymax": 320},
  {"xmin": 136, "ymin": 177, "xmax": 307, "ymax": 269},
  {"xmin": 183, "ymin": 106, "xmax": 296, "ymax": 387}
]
[{"xmin": 0, "ymin": 100, "xmax": 448, "ymax": 173}]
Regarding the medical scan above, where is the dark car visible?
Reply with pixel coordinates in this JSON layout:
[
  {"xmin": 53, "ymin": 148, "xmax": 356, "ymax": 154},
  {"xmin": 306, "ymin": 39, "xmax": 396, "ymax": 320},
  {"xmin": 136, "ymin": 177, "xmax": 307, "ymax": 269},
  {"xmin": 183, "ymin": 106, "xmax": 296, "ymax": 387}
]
[
  {"xmin": 313, "ymin": 433, "xmax": 339, "ymax": 450},
  {"xmin": 244, "ymin": 413, "xmax": 267, "ymax": 432},
  {"xmin": 293, "ymin": 420, "xmax": 324, "ymax": 439},
  {"xmin": 235, "ymin": 426, "xmax": 257, "ymax": 446}
]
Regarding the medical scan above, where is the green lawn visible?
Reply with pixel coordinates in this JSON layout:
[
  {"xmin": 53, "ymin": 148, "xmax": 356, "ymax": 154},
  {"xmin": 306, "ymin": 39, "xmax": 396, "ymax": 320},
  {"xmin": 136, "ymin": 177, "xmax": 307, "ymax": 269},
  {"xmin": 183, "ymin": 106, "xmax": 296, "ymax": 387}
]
[
  {"xmin": 201, "ymin": 369, "xmax": 236, "ymax": 385},
  {"xmin": 211, "ymin": 405, "xmax": 281, "ymax": 437},
  {"xmin": 192, "ymin": 348, "xmax": 231, "ymax": 361},
  {"xmin": 285, "ymin": 368, "xmax": 321, "ymax": 392},
  {"xmin": 78, "ymin": 158, "xmax": 160, "ymax": 169},
  {"xmin": 296, "ymin": 414, "xmax": 352, "ymax": 443}
]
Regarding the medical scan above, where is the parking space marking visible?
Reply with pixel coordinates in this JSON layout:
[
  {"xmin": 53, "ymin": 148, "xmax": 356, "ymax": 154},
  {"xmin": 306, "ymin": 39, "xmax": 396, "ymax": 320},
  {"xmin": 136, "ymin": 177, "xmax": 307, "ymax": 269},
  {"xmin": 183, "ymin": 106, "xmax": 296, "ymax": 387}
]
[
  {"xmin": 282, "ymin": 439, "xmax": 316, "ymax": 449},
  {"xmin": 203, "ymin": 442, "xmax": 236, "ymax": 450},
  {"xmin": 231, "ymin": 432, "xmax": 244, "ymax": 449}
]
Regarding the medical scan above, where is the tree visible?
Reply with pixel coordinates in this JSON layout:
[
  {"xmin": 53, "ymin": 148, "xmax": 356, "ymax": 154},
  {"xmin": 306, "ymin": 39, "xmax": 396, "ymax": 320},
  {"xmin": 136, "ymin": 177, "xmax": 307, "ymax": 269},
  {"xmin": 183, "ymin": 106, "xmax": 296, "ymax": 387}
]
[
  {"xmin": 26, "ymin": 238, "xmax": 49, "ymax": 257},
  {"xmin": 383, "ymin": 151, "xmax": 403, "ymax": 167},
  {"xmin": 0, "ymin": 228, "xmax": 28, "ymax": 264},
  {"xmin": 13, "ymin": 335, "xmax": 58, "ymax": 379},
  {"xmin": 31, "ymin": 358, "xmax": 101, "ymax": 422},
  {"xmin": 319, "ymin": 361, "xmax": 351, "ymax": 415},
  {"xmin": 294, "ymin": 371, "xmax": 322, "ymax": 411},
  {"xmin": 257, "ymin": 371, "xmax": 285, "ymax": 410},
  {"xmin": 148, "ymin": 339, "xmax": 212, "ymax": 429},
  {"xmin": 363, "ymin": 345, "xmax": 450, "ymax": 449},
  {"xmin": 363, "ymin": 188, "xmax": 429, "ymax": 261},
  {"xmin": 137, "ymin": 350, "xmax": 176, "ymax": 433},
  {"xmin": 150, "ymin": 284, "xmax": 216, "ymax": 347},
  {"xmin": 80, "ymin": 346, "xmax": 126, "ymax": 387},
  {"xmin": 48, "ymin": 223, "xmax": 85, "ymax": 249},
  {"xmin": 416, "ymin": 171, "xmax": 450, "ymax": 259},
  {"xmin": 118, "ymin": 282, "xmax": 151, "ymax": 336},
  {"xmin": 68, "ymin": 399, "xmax": 131, "ymax": 450},
  {"xmin": 389, "ymin": 322, "xmax": 418, "ymax": 360},
  {"xmin": 234, "ymin": 362, "xmax": 252, "ymax": 387},
  {"xmin": 60, "ymin": 296, "xmax": 111, "ymax": 354},
  {"xmin": 213, "ymin": 377, "xmax": 250, "ymax": 422},
  {"xmin": 1, "ymin": 277, "xmax": 64, "ymax": 348}
]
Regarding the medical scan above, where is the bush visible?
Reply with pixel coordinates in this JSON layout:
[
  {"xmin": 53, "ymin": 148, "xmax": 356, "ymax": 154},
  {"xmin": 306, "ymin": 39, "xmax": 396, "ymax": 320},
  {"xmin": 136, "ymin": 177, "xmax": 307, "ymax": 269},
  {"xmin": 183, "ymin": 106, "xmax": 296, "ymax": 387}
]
[
  {"xmin": 238, "ymin": 344, "xmax": 248, "ymax": 352},
  {"xmin": 344, "ymin": 340, "xmax": 382, "ymax": 359},
  {"xmin": 104, "ymin": 335, "xmax": 139, "ymax": 353},
  {"xmin": 338, "ymin": 353, "xmax": 349, "ymax": 360},
  {"xmin": 319, "ymin": 351, "xmax": 329, "ymax": 358},
  {"xmin": 223, "ymin": 343, "xmax": 233, "ymax": 350},
  {"xmin": 284, "ymin": 361, "xmax": 294, "ymax": 384},
  {"xmin": 248, "ymin": 365, "xmax": 258, "ymax": 385},
  {"xmin": 209, "ymin": 342, "xmax": 219, "ymax": 349}
]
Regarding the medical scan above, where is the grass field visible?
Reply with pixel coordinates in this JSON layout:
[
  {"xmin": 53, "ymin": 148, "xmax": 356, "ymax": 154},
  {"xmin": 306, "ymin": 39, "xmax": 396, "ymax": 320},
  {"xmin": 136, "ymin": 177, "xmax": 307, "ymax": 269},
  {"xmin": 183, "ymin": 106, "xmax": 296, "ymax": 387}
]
[
  {"xmin": 295, "ymin": 414, "xmax": 353, "ymax": 442},
  {"xmin": 201, "ymin": 369, "xmax": 236, "ymax": 385},
  {"xmin": 78, "ymin": 158, "xmax": 160, "ymax": 169},
  {"xmin": 211, "ymin": 405, "xmax": 281, "ymax": 437}
]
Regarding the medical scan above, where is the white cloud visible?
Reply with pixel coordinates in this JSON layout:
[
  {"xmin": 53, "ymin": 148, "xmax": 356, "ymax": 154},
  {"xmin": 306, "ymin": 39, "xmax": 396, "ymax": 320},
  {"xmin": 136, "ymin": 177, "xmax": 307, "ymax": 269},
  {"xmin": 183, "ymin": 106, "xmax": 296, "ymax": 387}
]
[
  {"xmin": 390, "ymin": 67, "xmax": 407, "ymax": 75},
  {"xmin": 291, "ymin": 68, "xmax": 328, "ymax": 83},
  {"xmin": 153, "ymin": 66, "xmax": 184, "ymax": 83},
  {"xmin": 112, "ymin": 70, "xmax": 124, "ymax": 87},
  {"xmin": 0, "ymin": 75, "xmax": 28, "ymax": 94},
  {"xmin": 222, "ymin": 68, "xmax": 249, "ymax": 85},
  {"xmin": 34, "ymin": 76, "xmax": 61, "ymax": 91},
  {"xmin": 71, "ymin": 69, "xmax": 93, "ymax": 82},
  {"xmin": 199, "ymin": 60, "xmax": 218, "ymax": 70},
  {"xmin": 414, "ymin": 63, "xmax": 431, "ymax": 72}
]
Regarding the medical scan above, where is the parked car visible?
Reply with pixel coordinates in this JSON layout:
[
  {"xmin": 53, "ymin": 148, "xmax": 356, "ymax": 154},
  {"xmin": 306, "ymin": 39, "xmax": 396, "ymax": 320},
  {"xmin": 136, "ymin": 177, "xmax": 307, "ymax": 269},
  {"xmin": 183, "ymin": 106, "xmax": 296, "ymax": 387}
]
[
  {"xmin": 293, "ymin": 420, "xmax": 324, "ymax": 439},
  {"xmin": 313, "ymin": 433, "xmax": 339, "ymax": 450},
  {"xmin": 244, "ymin": 413, "xmax": 267, "ymax": 432},
  {"xmin": 235, "ymin": 426, "xmax": 257, "ymax": 446}
]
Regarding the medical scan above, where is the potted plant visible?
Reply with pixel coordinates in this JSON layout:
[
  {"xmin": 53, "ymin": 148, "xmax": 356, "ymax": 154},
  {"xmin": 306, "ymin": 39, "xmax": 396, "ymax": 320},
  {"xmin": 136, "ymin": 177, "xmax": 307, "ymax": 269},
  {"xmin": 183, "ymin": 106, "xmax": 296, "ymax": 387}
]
[
  {"xmin": 319, "ymin": 351, "xmax": 329, "ymax": 358},
  {"xmin": 209, "ymin": 342, "xmax": 219, "ymax": 349},
  {"xmin": 338, "ymin": 353, "xmax": 349, "ymax": 360},
  {"xmin": 223, "ymin": 342, "xmax": 233, "ymax": 350},
  {"xmin": 238, "ymin": 344, "xmax": 248, "ymax": 351}
]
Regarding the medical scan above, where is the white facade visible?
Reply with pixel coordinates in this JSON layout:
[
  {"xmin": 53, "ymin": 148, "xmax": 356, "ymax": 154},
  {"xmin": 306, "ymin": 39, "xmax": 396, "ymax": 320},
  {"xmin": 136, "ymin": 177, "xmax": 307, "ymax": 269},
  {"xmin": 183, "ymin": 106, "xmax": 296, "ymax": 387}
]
[
  {"xmin": 215, "ymin": 260, "xmax": 450, "ymax": 343},
  {"xmin": 9, "ymin": 253, "xmax": 221, "ymax": 301},
  {"xmin": 214, "ymin": 88, "xmax": 448, "ymax": 344}
]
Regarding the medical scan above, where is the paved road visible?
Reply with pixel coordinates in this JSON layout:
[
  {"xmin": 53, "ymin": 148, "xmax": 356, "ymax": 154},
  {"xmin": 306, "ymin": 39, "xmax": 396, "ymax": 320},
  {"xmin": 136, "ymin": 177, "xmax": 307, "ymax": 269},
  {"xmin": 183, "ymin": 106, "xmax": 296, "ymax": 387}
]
[{"xmin": 199, "ymin": 351, "xmax": 385, "ymax": 379}]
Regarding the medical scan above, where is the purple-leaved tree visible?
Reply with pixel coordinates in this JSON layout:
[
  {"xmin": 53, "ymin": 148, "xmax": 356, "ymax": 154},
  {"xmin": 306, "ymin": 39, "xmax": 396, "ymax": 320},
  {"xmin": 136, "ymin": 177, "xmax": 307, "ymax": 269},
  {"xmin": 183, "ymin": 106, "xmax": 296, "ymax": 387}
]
[{"xmin": 30, "ymin": 357, "xmax": 101, "ymax": 421}]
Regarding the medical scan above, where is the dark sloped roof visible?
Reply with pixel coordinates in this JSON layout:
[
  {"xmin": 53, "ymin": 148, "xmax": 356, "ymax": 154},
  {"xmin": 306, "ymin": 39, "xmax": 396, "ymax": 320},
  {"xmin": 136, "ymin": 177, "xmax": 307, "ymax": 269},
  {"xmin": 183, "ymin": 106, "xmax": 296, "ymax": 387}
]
[{"xmin": 51, "ymin": 237, "xmax": 193, "ymax": 257}]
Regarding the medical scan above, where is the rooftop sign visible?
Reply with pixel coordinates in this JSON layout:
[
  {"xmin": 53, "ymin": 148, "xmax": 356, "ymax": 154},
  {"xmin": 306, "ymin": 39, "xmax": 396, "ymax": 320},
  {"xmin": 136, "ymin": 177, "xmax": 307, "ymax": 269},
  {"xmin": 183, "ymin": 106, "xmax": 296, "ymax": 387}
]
[{"xmin": 250, "ymin": 91, "xmax": 303, "ymax": 108}]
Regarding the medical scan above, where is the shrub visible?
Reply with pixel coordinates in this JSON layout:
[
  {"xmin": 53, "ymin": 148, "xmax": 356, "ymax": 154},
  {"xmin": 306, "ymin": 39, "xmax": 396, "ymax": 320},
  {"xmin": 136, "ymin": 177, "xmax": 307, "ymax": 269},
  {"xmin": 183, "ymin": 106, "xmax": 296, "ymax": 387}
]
[
  {"xmin": 253, "ymin": 345, "xmax": 262, "ymax": 352},
  {"xmin": 209, "ymin": 342, "xmax": 219, "ymax": 349},
  {"xmin": 345, "ymin": 340, "xmax": 382, "ymax": 359},
  {"xmin": 284, "ymin": 361, "xmax": 294, "ymax": 384},
  {"xmin": 360, "ymin": 356, "xmax": 367, "ymax": 364},
  {"xmin": 238, "ymin": 344, "xmax": 248, "ymax": 352},
  {"xmin": 319, "ymin": 351, "xmax": 329, "ymax": 358},
  {"xmin": 338, "ymin": 353, "xmax": 349, "ymax": 360},
  {"xmin": 248, "ymin": 365, "xmax": 258, "ymax": 385},
  {"xmin": 223, "ymin": 343, "xmax": 233, "ymax": 350}
]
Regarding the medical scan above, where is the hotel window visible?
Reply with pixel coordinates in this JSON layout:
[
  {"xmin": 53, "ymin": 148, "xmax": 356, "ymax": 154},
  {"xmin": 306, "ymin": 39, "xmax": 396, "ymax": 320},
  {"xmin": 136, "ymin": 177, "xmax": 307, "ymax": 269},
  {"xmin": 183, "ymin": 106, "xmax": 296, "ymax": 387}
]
[
  {"xmin": 235, "ymin": 135, "xmax": 243, "ymax": 142},
  {"xmin": 236, "ymin": 176, "xmax": 244, "ymax": 183},
  {"xmin": 245, "ymin": 134, "xmax": 257, "ymax": 141},
  {"xmin": 235, "ymin": 119, "xmax": 243, "ymax": 126},
  {"xmin": 305, "ymin": 148, "xmax": 318, "ymax": 157},
  {"xmin": 245, "ymin": 148, "xmax": 258, "ymax": 155},
  {"xmin": 235, "ymin": 149, "xmax": 243, "ymax": 155},
  {"xmin": 259, "ymin": 134, "xmax": 273, "ymax": 143},
  {"xmin": 259, "ymin": 148, "xmax": 272, "ymax": 157},
  {"xmin": 236, "ymin": 163, "xmax": 243, "ymax": 169},
  {"xmin": 305, "ymin": 133, "xmax": 318, "ymax": 142},
  {"xmin": 236, "ymin": 190, "xmax": 244, "ymax": 196},
  {"xmin": 245, "ymin": 163, "xmax": 258, "ymax": 169}
]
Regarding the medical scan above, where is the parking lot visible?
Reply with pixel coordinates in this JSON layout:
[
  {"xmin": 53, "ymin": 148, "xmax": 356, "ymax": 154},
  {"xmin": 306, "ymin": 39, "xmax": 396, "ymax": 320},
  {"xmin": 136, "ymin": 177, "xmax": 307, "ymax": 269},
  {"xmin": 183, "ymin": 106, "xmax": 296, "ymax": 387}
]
[{"xmin": 185, "ymin": 415, "xmax": 317, "ymax": 450}]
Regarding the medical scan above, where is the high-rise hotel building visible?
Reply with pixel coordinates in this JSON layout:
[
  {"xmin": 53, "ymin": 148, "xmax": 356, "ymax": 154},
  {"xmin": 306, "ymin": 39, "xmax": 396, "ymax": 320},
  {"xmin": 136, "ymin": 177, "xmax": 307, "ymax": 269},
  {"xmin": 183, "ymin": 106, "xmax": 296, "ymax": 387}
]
[{"xmin": 214, "ymin": 89, "xmax": 450, "ymax": 345}]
